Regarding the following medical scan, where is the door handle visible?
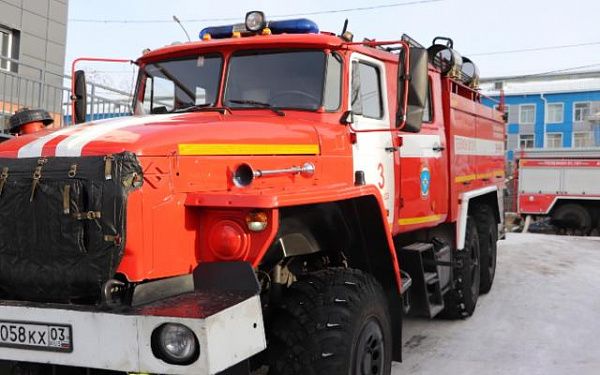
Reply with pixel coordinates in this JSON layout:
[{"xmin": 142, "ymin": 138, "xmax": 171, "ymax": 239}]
[{"xmin": 432, "ymin": 145, "xmax": 445, "ymax": 152}]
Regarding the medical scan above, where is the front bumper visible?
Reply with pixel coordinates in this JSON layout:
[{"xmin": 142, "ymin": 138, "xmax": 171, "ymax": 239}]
[{"xmin": 0, "ymin": 264, "xmax": 266, "ymax": 375}]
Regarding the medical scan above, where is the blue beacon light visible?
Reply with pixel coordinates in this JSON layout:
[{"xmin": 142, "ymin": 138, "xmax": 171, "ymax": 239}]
[{"xmin": 199, "ymin": 16, "xmax": 319, "ymax": 40}]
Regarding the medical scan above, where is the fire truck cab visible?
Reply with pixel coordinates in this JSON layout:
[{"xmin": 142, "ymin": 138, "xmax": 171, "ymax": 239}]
[{"xmin": 0, "ymin": 12, "xmax": 505, "ymax": 375}]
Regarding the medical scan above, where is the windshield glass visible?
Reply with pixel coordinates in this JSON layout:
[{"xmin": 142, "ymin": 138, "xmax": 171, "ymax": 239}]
[
  {"xmin": 224, "ymin": 50, "xmax": 326, "ymax": 111},
  {"xmin": 138, "ymin": 55, "xmax": 222, "ymax": 114}
]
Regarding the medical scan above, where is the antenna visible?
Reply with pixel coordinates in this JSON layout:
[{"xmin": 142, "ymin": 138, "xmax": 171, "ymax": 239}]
[
  {"xmin": 172, "ymin": 15, "xmax": 192, "ymax": 42},
  {"xmin": 341, "ymin": 19, "xmax": 348, "ymax": 35},
  {"xmin": 340, "ymin": 19, "xmax": 353, "ymax": 42}
]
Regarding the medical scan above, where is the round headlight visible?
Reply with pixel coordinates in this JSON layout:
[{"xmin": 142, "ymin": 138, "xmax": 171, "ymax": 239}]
[
  {"xmin": 152, "ymin": 323, "xmax": 199, "ymax": 365},
  {"xmin": 245, "ymin": 11, "xmax": 266, "ymax": 32}
]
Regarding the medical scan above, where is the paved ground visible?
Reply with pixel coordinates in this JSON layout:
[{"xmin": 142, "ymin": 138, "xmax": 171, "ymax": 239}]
[{"xmin": 393, "ymin": 233, "xmax": 600, "ymax": 375}]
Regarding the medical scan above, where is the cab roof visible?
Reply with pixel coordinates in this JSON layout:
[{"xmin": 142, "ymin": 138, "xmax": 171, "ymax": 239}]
[{"xmin": 137, "ymin": 32, "xmax": 399, "ymax": 64}]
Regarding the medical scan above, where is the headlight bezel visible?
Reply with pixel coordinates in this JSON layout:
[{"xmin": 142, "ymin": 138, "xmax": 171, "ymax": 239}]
[{"xmin": 245, "ymin": 11, "xmax": 266, "ymax": 32}]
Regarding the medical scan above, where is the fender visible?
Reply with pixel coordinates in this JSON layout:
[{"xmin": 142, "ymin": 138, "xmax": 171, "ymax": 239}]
[
  {"xmin": 185, "ymin": 183, "xmax": 403, "ymax": 293},
  {"xmin": 456, "ymin": 186, "xmax": 501, "ymax": 250}
]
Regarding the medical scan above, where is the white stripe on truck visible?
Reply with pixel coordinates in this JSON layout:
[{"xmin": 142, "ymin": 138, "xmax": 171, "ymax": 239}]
[{"xmin": 17, "ymin": 115, "xmax": 178, "ymax": 158}]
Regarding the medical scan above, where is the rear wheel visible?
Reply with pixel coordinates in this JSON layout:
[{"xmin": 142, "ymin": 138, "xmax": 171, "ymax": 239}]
[
  {"xmin": 474, "ymin": 206, "xmax": 498, "ymax": 294},
  {"xmin": 266, "ymin": 268, "xmax": 393, "ymax": 375},
  {"xmin": 551, "ymin": 203, "xmax": 592, "ymax": 233},
  {"xmin": 440, "ymin": 217, "xmax": 480, "ymax": 319}
]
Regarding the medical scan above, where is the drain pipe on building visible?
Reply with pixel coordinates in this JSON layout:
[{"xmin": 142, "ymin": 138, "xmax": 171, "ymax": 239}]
[{"xmin": 540, "ymin": 93, "xmax": 548, "ymax": 148}]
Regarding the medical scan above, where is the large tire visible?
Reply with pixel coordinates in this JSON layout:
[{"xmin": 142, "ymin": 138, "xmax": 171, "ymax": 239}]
[
  {"xmin": 551, "ymin": 203, "xmax": 592, "ymax": 233},
  {"xmin": 266, "ymin": 268, "xmax": 393, "ymax": 375},
  {"xmin": 474, "ymin": 205, "xmax": 498, "ymax": 294},
  {"xmin": 440, "ymin": 217, "xmax": 481, "ymax": 319}
]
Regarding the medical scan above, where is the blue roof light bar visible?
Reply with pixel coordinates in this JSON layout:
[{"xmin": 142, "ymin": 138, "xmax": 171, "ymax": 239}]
[{"xmin": 199, "ymin": 17, "xmax": 319, "ymax": 40}]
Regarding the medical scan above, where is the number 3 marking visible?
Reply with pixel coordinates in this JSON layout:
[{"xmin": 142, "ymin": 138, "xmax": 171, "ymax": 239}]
[{"xmin": 377, "ymin": 163, "xmax": 385, "ymax": 189}]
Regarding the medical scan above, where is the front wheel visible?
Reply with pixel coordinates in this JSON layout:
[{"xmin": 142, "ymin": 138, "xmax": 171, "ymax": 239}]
[{"xmin": 266, "ymin": 268, "xmax": 393, "ymax": 375}]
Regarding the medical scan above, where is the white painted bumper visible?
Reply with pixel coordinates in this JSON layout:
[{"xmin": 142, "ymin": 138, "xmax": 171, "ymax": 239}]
[{"xmin": 0, "ymin": 293, "xmax": 266, "ymax": 374}]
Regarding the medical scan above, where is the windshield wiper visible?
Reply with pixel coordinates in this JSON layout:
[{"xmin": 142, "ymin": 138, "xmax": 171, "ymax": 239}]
[
  {"xmin": 173, "ymin": 103, "xmax": 232, "ymax": 114},
  {"xmin": 227, "ymin": 99, "xmax": 285, "ymax": 117}
]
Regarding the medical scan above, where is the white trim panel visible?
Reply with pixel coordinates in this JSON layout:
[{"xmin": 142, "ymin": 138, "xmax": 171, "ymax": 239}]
[
  {"xmin": 456, "ymin": 186, "xmax": 498, "ymax": 250},
  {"xmin": 454, "ymin": 135, "xmax": 504, "ymax": 156},
  {"xmin": 400, "ymin": 134, "xmax": 442, "ymax": 158}
]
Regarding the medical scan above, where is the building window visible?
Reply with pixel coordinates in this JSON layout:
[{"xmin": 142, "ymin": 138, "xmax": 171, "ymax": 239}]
[
  {"xmin": 574, "ymin": 102, "xmax": 591, "ymax": 122},
  {"xmin": 573, "ymin": 132, "xmax": 593, "ymax": 148},
  {"xmin": 0, "ymin": 26, "xmax": 13, "ymax": 71},
  {"xmin": 519, "ymin": 104, "xmax": 535, "ymax": 124},
  {"xmin": 546, "ymin": 103, "xmax": 563, "ymax": 123},
  {"xmin": 519, "ymin": 134, "xmax": 535, "ymax": 149},
  {"xmin": 546, "ymin": 133, "xmax": 563, "ymax": 148}
]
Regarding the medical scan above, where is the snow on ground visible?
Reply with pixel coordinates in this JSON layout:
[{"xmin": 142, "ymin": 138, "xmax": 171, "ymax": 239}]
[{"xmin": 394, "ymin": 233, "xmax": 600, "ymax": 375}]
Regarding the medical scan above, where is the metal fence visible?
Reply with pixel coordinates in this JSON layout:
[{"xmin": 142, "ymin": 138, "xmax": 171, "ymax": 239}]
[{"xmin": 0, "ymin": 55, "xmax": 133, "ymax": 131}]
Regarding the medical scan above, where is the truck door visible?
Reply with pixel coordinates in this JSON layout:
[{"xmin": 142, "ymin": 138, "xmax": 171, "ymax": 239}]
[
  {"xmin": 396, "ymin": 76, "xmax": 448, "ymax": 231},
  {"xmin": 349, "ymin": 54, "xmax": 396, "ymax": 226}
]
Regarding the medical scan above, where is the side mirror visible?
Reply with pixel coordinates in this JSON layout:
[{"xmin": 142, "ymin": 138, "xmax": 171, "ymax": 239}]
[
  {"xmin": 397, "ymin": 47, "xmax": 428, "ymax": 133},
  {"xmin": 73, "ymin": 70, "xmax": 87, "ymax": 124}
]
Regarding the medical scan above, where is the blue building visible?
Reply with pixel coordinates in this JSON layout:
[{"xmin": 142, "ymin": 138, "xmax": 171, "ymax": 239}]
[{"xmin": 481, "ymin": 71, "xmax": 600, "ymax": 160}]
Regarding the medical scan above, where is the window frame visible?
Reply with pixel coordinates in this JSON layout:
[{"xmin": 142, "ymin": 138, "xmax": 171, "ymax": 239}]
[
  {"xmin": 0, "ymin": 26, "xmax": 13, "ymax": 72},
  {"xmin": 519, "ymin": 133, "xmax": 535, "ymax": 149},
  {"xmin": 573, "ymin": 101, "xmax": 591, "ymax": 122},
  {"xmin": 573, "ymin": 131, "xmax": 592, "ymax": 148},
  {"xmin": 422, "ymin": 77, "xmax": 434, "ymax": 123},
  {"xmin": 545, "ymin": 102, "xmax": 564, "ymax": 124},
  {"xmin": 351, "ymin": 60, "xmax": 384, "ymax": 120},
  {"xmin": 519, "ymin": 104, "xmax": 536, "ymax": 124},
  {"xmin": 322, "ymin": 52, "xmax": 343, "ymax": 112},
  {"xmin": 545, "ymin": 132, "xmax": 563, "ymax": 148}
]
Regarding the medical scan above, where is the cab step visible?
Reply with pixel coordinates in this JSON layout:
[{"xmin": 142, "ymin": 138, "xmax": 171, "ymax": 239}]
[{"xmin": 398, "ymin": 242, "xmax": 447, "ymax": 318}]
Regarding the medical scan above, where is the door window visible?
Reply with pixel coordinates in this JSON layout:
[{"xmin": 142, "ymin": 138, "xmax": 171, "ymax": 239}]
[{"xmin": 351, "ymin": 62, "xmax": 383, "ymax": 119}]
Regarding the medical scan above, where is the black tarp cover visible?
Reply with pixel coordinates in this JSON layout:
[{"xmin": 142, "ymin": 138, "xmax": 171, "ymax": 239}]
[{"xmin": 0, "ymin": 152, "xmax": 142, "ymax": 302}]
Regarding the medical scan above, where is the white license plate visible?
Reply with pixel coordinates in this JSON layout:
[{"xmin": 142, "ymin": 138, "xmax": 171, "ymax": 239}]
[{"xmin": 0, "ymin": 320, "xmax": 72, "ymax": 352}]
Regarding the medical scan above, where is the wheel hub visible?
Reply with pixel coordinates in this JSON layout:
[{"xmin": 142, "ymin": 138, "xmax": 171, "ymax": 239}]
[{"xmin": 355, "ymin": 319, "xmax": 384, "ymax": 375}]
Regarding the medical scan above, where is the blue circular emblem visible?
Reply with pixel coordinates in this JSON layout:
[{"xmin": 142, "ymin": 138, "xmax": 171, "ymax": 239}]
[{"xmin": 420, "ymin": 168, "xmax": 431, "ymax": 197}]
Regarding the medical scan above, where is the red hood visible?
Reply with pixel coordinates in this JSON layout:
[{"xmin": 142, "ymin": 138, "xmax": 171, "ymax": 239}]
[{"xmin": 0, "ymin": 113, "xmax": 321, "ymax": 158}]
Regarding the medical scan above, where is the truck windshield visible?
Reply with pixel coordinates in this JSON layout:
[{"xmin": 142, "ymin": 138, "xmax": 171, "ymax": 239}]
[
  {"xmin": 136, "ymin": 50, "xmax": 341, "ymax": 114},
  {"xmin": 138, "ymin": 54, "xmax": 223, "ymax": 114},
  {"xmin": 224, "ymin": 50, "xmax": 326, "ymax": 111}
]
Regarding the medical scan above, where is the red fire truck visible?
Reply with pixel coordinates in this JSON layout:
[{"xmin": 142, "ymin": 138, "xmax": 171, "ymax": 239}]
[
  {"xmin": 516, "ymin": 148, "xmax": 600, "ymax": 234},
  {"xmin": 0, "ymin": 12, "xmax": 504, "ymax": 375}
]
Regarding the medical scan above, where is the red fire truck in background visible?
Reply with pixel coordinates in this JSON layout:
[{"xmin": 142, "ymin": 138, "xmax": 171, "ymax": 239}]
[
  {"xmin": 0, "ymin": 12, "xmax": 505, "ymax": 375},
  {"xmin": 516, "ymin": 148, "xmax": 600, "ymax": 234}
]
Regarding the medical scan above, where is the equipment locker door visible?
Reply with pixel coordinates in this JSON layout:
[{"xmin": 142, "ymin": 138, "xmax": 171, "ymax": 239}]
[{"xmin": 349, "ymin": 53, "xmax": 396, "ymax": 226}]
